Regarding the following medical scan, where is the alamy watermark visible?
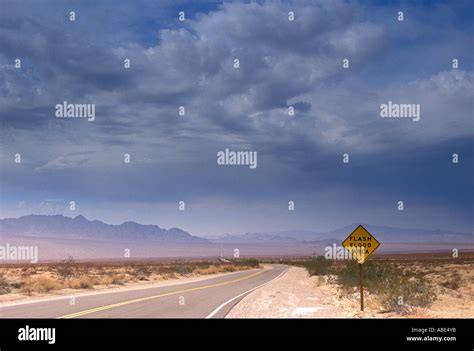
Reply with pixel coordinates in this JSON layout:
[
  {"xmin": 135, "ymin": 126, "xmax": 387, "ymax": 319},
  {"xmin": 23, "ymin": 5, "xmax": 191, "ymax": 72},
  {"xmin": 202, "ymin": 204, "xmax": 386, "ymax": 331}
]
[
  {"xmin": 380, "ymin": 101, "xmax": 420, "ymax": 122},
  {"xmin": 217, "ymin": 148, "xmax": 257, "ymax": 169},
  {"xmin": 0, "ymin": 243, "xmax": 38, "ymax": 263},
  {"xmin": 324, "ymin": 243, "xmax": 366, "ymax": 261},
  {"xmin": 55, "ymin": 101, "xmax": 95, "ymax": 121},
  {"xmin": 18, "ymin": 325, "xmax": 55, "ymax": 345}
]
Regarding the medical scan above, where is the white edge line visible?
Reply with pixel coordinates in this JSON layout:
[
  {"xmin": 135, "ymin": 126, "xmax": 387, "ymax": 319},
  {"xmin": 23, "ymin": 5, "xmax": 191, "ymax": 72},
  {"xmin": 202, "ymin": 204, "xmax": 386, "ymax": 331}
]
[{"xmin": 205, "ymin": 268, "xmax": 287, "ymax": 319}]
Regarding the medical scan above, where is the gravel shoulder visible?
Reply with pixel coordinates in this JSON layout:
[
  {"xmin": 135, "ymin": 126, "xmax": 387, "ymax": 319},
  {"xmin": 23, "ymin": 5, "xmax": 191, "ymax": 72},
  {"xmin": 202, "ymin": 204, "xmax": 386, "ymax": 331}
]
[
  {"xmin": 226, "ymin": 266, "xmax": 350, "ymax": 318},
  {"xmin": 228, "ymin": 264, "xmax": 474, "ymax": 319}
]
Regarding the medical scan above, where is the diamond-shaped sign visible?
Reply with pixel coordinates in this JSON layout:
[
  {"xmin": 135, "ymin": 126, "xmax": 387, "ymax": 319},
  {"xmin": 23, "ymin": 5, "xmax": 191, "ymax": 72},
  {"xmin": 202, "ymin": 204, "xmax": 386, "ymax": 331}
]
[{"xmin": 342, "ymin": 225, "xmax": 380, "ymax": 263}]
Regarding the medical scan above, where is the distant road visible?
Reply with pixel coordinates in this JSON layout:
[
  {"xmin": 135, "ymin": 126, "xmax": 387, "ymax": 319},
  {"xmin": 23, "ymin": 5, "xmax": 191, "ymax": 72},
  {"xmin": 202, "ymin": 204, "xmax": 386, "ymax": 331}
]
[{"xmin": 0, "ymin": 265, "xmax": 287, "ymax": 318}]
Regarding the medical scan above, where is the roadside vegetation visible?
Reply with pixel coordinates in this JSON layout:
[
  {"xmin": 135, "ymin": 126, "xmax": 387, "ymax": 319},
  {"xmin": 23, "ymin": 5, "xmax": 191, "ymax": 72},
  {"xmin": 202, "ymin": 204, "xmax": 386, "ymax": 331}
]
[
  {"xmin": 300, "ymin": 256, "xmax": 438, "ymax": 314},
  {"xmin": 0, "ymin": 257, "xmax": 260, "ymax": 297},
  {"xmin": 0, "ymin": 273, "xmax": 11, "ymax": 294}
]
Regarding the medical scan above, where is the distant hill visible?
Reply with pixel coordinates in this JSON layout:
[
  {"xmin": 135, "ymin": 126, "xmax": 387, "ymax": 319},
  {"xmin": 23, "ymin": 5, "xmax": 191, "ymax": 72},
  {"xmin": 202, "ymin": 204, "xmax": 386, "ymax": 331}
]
[
  {"xmin": 0, "ymin": 215, "xmax": 472, "ymax": 260},
  {"xmin": 213, "ymin": 224, "xmax": 473, "ymax": 244},
  {"xmin": 2, "ymin": 215, "xmax": 471, "ymax": 245},
  {"xmin": 0, "ymin": 214, "xmax": 207, "ymax": 244}
]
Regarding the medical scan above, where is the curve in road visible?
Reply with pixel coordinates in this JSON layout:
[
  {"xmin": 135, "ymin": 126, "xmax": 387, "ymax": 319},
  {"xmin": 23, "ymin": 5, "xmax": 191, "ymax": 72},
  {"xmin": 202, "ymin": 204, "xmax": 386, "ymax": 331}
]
[{"xmin": 0, "ymin": 265, "xmax": 287, "ymax": 319}]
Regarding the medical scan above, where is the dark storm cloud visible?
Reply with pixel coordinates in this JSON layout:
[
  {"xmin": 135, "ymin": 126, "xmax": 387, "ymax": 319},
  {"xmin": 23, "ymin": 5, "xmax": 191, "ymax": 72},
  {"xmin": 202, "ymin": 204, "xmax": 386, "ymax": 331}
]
[{"xmin": 0, "ymin": 0, "xmax": 472, "ymax": 233}]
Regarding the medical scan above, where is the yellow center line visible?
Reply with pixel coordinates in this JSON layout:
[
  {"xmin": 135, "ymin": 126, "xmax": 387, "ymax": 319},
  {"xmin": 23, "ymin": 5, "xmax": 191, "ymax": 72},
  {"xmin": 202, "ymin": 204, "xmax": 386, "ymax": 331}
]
[{"xmin": 57, "ymin": 269, "xmax": 267, "ymax": 319}]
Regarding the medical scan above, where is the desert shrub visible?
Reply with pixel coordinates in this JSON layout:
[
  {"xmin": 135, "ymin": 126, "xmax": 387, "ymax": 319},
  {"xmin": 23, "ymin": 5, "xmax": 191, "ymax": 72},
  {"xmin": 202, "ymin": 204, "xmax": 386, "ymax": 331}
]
[
  {"xmin": 21, "ymin": 277, "xmax": 61, "ymax": 294},
  {"xmin": 110, "ymin": 274, "xmax": 128, "ymax": 285},
  {"xmin": 302, "ymin": 257, "xmax": 334, "ymax": 276},
  {"xmin": 222, "ymin": 265, "xmax": 237, "ymax": 272},
  {"xmin": 193, "ymin": 265, "xmax": 221, "ymax": 275},
  {"xmin": 56, "ymin": 256, "xmax": 76, "ymax": 281},
  {"xmin": 10, "ymin": 280, "xmax": 24, "ymax": 289},
  {"xmin": 65, "ymin": 276, "xmax": 96, "ymax": 289},
  {"xmin": 171, "ymin": 264, "xmax": 194, "ymax": 276},
  {"xmin": 134, "ymin": 265, "xmax": 152, "ymax": 277},
  {"xmin": 440, "ymin": 273, "xmax": 462, "ymax": 290},
  {"xmin": 232, "ymin": 259, "xmax": 260, "ymax": 268},
  {"xmin": 151, "ymin": 261, "xmax": 259, "ymax": 277},
  {"xmin": 98, "ymin": 275, "xmax": 114, "ymax": 285},
  {"xmin": 336, "ymin": 260, "xmax": 436, "ymax": 313},
  {"xmin": 75, "ymin": 265, "xmax": 90, "ymax": 276},
  {"xmin": 161, "ymin": 272, "xmax": 178, "ymax": 280},
  {"xmin": 136, "ymin": 274, "xmax": 149, "ymax": 281},
  {"xmin": 20, "ymin": 267, "xmax": 37, "ymax": 277},
  {"xmin": 0, "ymin": 274, "xmax": 11, "ymax": 294}
]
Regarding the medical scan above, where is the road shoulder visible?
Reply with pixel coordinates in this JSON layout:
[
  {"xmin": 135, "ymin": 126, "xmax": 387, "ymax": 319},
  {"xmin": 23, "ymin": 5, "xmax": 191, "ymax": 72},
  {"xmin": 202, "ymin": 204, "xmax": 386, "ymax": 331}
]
[{"xmin": 226, "ymin": 266, "xmax": 350, "ymax": 318}]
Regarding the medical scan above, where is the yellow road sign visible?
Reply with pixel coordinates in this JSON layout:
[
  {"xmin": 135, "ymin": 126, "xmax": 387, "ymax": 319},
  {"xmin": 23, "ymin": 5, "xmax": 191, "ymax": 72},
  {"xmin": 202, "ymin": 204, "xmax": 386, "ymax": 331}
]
[{"xmin": 342, "ymin": 225, "xmax": 380, "ymax": 263}]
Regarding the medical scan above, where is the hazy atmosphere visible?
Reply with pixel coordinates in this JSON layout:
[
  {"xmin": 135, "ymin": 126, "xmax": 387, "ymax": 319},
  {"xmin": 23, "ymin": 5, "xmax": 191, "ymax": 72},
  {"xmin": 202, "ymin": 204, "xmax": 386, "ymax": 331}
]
[
  {"xmin": 0, "ymin": 1, "xmax": 473, "ymax": 337},
  {"xmin": 1, "ymin": 0, "xmax": 473, "ymax": 236}
]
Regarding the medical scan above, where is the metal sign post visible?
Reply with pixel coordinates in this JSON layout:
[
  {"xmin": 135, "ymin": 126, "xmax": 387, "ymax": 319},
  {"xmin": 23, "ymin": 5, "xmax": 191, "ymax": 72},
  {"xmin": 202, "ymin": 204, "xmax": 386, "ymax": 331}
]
[
  {"xmin": 342, "ymin": 225, "xmax": 380, "ymax": 312},
  {"xmin": 359, "ymin": 263, "xmax": 364, "ymax": 311}
]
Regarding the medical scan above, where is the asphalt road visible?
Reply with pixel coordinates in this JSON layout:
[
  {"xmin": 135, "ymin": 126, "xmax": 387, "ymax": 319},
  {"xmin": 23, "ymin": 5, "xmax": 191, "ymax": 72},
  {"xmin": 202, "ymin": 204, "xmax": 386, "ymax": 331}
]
[{"xmin": 0, "ymin": 265, "xmax": 287, "ymax": 318}]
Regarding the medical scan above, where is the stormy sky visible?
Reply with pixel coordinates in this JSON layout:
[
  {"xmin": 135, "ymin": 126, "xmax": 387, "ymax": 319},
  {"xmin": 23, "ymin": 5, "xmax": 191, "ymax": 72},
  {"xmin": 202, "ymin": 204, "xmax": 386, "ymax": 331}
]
[{"xmin": 0, "ymin": 0, "xmax": 472, "ymax": 236}]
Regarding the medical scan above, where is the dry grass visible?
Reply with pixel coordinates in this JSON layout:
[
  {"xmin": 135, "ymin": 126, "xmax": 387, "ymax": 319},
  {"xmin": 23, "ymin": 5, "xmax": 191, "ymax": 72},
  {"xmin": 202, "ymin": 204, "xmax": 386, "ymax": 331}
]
[
  {"xmin": 0, "ymin": 258, "xmax": 259, "ymax": 297},
  {"xmin": 64, "ymin": 276, "xmax": 96, "ymax": 289},
  {"xmin": 98, "ymin": 275, "xmax": 114, "ymax": 286},
  {"xmin": 193, "ymin": 265, "xmax": 221, "ymax": 275},
  {"xmin": 0, "ymin": 274, "xmax": 11, "ymax": 294},
  {"xmin": 21, "ymin": 277, "xmax": 62, "ymax": 295}
]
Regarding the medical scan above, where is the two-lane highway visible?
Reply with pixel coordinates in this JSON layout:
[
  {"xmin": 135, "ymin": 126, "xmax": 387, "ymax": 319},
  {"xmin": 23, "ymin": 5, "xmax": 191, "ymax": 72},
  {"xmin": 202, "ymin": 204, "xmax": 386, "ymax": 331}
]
[{"xmin": 0, "ymin": 265, "xmax": 287, "ymax": 318}]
